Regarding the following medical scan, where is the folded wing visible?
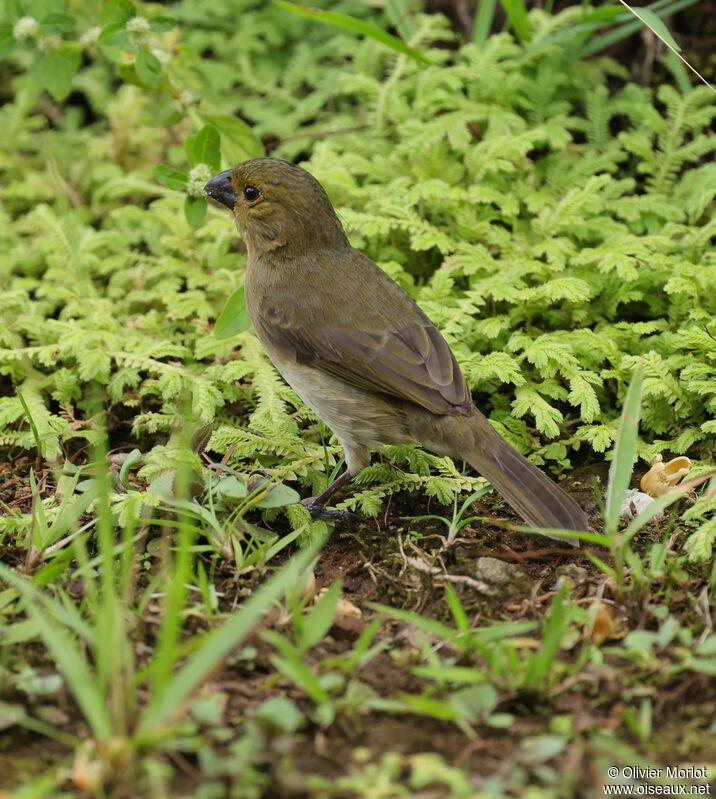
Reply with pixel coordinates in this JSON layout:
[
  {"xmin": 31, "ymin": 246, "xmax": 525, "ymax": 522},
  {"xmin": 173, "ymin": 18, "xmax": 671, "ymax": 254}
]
[{"xmin": 256, "ymin": 314, "xmax": 472, "ymax": 417}]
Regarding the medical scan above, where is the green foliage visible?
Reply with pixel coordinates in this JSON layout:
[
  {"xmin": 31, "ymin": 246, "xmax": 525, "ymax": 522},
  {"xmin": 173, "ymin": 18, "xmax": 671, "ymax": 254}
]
[
  {"xmin": 0, "ymin": 1, "xmax": 714, "ymax": 560},
  {"xmin": 2, "ymin": 3, "xmax": 715, "ymax": 795}
]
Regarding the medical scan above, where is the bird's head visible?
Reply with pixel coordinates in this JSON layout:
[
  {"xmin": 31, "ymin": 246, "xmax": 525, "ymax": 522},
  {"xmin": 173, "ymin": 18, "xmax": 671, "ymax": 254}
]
[{"xmin": 204, "ymin": 158, "xmax": 347, "ymax": 255}]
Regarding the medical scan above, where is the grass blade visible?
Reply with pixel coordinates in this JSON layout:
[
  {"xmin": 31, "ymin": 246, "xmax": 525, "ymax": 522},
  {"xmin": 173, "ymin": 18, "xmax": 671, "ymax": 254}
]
[
  {"xmin": 136, "ymin": 531, "xmax": 327, "ymax": 738},
  {"xmin": 578, "ymin": 0, "xmax": 702, "ymax": 58},
  {"xmin": 612, "ymin": 0, "xmax": 715, "ymax": 93},
  {"xmin": 604, "ymin": 363, "xmax": 644, "ymax": 538},
  {"xmin": 472, "ymin": 0, "xmax": 498, "ymax": 45},
  {"xmin": 636, "ymin": 6, "xmax": 681, "ymax": 51},
  {"xmin": 524, "ymin": 586, "xmax": 569, "ymax": 687},
  {"xmin": 272, "ymin": 1, "xmax": 427, "ymax": 64},
  {"xmin": 500, "ymin": 0, "xmax": 531, "ymax": 43},
  {"xmin": 0, "ymin": 565, "xmax": 112, "ymax": 742}
]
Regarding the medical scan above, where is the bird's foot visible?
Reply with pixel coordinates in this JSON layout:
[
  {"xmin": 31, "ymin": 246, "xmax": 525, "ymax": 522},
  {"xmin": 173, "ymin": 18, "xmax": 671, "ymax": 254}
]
[{"xmin": 301, "ymin": 497, "xmax": 359, "ymax": 525}]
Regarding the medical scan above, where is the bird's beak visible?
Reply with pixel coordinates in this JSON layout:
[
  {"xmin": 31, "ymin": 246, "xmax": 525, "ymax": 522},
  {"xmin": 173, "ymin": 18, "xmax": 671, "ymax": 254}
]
[{"xmin": 204, "ymin": 169, "xmax": 235, "ymax": 210}]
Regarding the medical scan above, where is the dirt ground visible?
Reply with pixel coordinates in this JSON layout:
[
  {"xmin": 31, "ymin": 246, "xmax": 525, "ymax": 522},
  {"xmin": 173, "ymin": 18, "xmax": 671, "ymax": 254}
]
[{"xmin": 2, "ymin": 450, "xmax": 714, "ymax": 797}]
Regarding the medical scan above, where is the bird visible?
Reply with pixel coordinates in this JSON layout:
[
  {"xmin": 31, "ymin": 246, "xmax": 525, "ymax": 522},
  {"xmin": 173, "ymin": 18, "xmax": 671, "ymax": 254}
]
[{"xmin": 205, "ymin": 158, "xmax": 588, "ymax": 539}]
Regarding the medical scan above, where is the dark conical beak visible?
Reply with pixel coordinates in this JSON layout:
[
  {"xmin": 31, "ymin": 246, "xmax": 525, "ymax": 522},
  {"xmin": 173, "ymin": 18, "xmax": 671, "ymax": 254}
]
[{"xmin": 204, "ymin": 169, "xmax": 235, "ymax": 209}]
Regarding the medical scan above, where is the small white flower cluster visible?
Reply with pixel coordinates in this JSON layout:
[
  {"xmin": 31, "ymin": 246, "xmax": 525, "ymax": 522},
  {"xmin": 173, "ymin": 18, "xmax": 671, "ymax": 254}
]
[
  {"xmin": 37, "ymin": 34, "xmax": 60, "ymax": 52},
  {"xmin": 187, "ymin": 164, "xmax": 212, "ymax": 198},
  {"xmin": 177, "ymin": 90, "xmax": 195, "ymax": 108},
  {"xmin": 13, "ymin": 16, "xmax": 39, "ymax": 41},
  {"xmin": 126, "ymin": 15, "xmax": 150, "ymax": 46},
  {"xmin": 80, "ymin": 26, "xmax": 101, "ymax": 46},
  {"xmin": 126, "ymin": 16, "xmax": 151, "ymax": 34}
]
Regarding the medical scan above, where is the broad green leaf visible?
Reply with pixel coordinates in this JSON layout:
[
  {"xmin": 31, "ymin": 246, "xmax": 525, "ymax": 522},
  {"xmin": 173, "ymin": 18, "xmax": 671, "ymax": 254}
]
[
  {"xmin": 99, "ymin": 0, "xmax": 134, "ymax": 26},
  {"xmin": 0, "ymin": 25, "xmax": 15, "ymax": 59},
  {"xmin": 520, "ymin": 735, "xmax": 567, "ymax": 763},
  {"xmin": 25, "ymin": 0, "xmax": 62, "ymax": 18},
  {"xmin": 254, "ymin": 482, "xmax": 301, "ymax": 508},
  {"xmin": 449, "ymin": 684, "xmax": 499, "ymax": 722},
  {"xmin": 33, "ymin": 51, "xmax": 78, "ymax": 101},
  {"xmin": 148, "ymin": 15, "xmax": 176, "ymax": 32},
  {"xmin": 154, "ymin": 165, "xmax": 188, "ymax": 191},
  {"xmin": 269, "ymin": 651, "xmax": 329, "ymax": 704},
  {"xmin": 184, "ymin": 195, "xmax": 207, "ymax": 228},
  {"xmin": 39, "ymin": 12, "xmax": 75, "ymax": 34},
  {"xmin": 98, "ymin": 22, "xmax": 129, "ymax": 47},
  {"xmin": 664, "ymin": 49, "xmax": 691, "ymax": 94},
  {"xmin": 687, "ymin": 658, "xmax": 716, "ymax": 676},
  {"xmin": 135, "ymin": 46, "xmax": 162, "ymax": 89},
  {"xmin": 204, "ymin": 114, "xmax": 264, "ymax": 163},
  {"xmin": 193, "ymin": 125, "xmax": 221, "ymax": 172},
  {"xmin": 214, "ymin": 476, "xmax": 248, "ymax": 499},
  {"xmin": 214, "ymin": 286, "xmax": 252, "ymax": 339},
  {"xmin": 254, "ymin": 696, "xmax": 302, "ymax": 732},
  {"xmin": 398, "ymin": 692, "xmax": 461, "ymax": 722}
]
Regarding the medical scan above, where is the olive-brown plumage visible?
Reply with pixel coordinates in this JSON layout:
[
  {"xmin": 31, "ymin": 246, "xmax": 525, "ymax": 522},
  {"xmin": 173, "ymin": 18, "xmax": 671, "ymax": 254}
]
[{"xmin": 205, "ymin": 159, "xmax": 588, "ymax": 537}]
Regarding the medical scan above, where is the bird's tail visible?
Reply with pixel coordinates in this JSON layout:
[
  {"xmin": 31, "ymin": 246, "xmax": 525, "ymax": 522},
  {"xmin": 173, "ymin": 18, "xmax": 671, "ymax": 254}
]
[
  {"xmin": 459, "ymin": 411, "xmax": 587, "ymax": 543},
  {"xmin": 413, "ymin": 408, "xmax": 588, "ymax": 544}
]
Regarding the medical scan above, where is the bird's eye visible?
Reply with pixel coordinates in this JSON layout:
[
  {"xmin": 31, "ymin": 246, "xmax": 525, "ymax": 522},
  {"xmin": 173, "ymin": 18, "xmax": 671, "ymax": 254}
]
[{"xmin": 243, "ymin": 186, "xmax": 260, "ymax": 202}]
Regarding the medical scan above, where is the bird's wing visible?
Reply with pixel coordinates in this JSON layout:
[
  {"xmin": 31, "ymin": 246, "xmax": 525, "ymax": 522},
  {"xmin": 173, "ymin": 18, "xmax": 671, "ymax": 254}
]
[{"xmin": 255, "ymin": 313, "xmax": 472, "ymax": 417}]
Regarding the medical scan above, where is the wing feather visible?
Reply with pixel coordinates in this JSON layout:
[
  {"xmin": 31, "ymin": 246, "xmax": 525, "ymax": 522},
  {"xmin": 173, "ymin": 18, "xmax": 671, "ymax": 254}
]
[{"xmin": 255, "ymin": 313, "xmax": 472, "ymax": 417}]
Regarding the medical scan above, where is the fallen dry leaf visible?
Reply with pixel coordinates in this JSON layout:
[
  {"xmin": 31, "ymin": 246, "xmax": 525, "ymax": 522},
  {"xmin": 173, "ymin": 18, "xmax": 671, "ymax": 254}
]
[
  {"xmin": 587, "ymin": 600, "xmax": 615, "ymax": 646},
  {"xmin": 640, "ymin": 455, "xmax": 691, "ymax": 498}
]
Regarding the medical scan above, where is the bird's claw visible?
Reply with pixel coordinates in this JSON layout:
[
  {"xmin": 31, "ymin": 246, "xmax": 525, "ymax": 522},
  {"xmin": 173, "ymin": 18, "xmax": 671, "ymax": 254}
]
[{"xmin": 301, "ymin": 498, "xmax": 359, "ymax": 525}]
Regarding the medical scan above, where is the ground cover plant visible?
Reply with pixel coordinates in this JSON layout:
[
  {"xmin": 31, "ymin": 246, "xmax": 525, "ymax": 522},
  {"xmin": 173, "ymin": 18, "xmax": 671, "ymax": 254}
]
[{"xmin": 0, "ymin": 0, "xmax": 715, "ymax": 796}]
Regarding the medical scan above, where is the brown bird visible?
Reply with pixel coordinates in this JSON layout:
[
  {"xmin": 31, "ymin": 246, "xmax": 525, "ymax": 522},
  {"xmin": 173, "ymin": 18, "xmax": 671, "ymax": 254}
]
[{"xmin": 205, "ymin": 159, "xmax": 587, "ymax": 538}]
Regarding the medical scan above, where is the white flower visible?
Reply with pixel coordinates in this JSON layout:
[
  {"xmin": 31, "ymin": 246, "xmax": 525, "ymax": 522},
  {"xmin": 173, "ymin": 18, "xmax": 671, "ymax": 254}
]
[
  {"xmin": 126, "ymin": 16, "xmax": 150, "ymax": 33},
  {"xmin": 188, "ymin": 164, "xmax": 212, "ymax": 198},
  {"xmin": 13, "ymin": 16, "xmax": 39, "ymax": 41},
  {"xmin": 178, "ymin": 90, "xmax": 195, "ymax": 108},
  {"xmin": 80, "ymin": 26, "xmax": 101, "ymax": 46},
  {"xmin": 37, "ymin": 34, "xmax": 61, "ymax": 52}
]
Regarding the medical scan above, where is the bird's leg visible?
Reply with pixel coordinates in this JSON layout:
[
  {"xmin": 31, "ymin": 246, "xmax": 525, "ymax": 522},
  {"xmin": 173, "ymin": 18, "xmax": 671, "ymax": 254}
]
[{"xmin": 302, "ymin": 468, "xmax": 358, "ymax": 523}]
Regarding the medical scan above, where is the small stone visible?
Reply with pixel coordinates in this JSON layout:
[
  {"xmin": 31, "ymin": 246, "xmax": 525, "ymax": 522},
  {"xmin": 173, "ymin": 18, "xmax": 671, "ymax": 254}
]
[
  {"xmin": 335, "ymin": 597, "xmax": 362, "ymax": 619},
  {"xmin": 474, "ymin": 557, "xmax": 531, "ymax": 596},
  {"xmin": 621, "ymin": 489, "xmax": 662, "ymax": 521},
  {"xmin": 556, "ymin": 564, "xmax": 588, "ymax": 586}
]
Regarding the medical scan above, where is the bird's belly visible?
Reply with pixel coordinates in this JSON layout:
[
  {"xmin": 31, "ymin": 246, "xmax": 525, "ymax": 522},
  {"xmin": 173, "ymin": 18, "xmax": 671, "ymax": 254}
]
[{"xmin": 268, "ymin": 354, "xmax": 411, "ymax": 451}]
